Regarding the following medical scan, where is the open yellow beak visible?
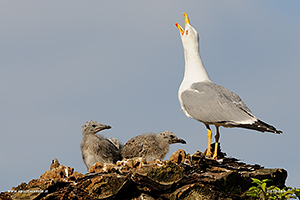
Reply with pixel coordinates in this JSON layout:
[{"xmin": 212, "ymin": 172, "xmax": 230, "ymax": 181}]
[
  {"xmin": 175, "ymin": 22, "xmax": 184, "ymax": 35},
  {"xmin": 175, "ymin": 12, "xmax": 191, "ymax": 35}
]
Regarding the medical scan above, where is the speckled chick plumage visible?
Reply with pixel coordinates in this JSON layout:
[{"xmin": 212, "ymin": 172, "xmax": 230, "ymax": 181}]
[
  {"xmin": 80, "ymin": 120, "xmax": 122, "ymax": 170},
  {"xmin": 121, "ymin": 131, "xmax": 186, "ymax": 162}
]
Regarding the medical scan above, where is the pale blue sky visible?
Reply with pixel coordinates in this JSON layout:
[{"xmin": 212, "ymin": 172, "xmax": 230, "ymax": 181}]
[{"xmin": 1, "ymin": 1, "xmax": 299, "ymax": 191}]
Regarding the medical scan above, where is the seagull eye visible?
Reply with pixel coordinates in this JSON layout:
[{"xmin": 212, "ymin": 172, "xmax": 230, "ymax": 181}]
[{"xmin": 186, "ymin": 30, "xmax": 189, "ymax": 35}]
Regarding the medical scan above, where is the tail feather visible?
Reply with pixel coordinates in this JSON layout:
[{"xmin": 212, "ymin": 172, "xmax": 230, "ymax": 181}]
[{"xmin": 237, "ymin": 119, "xmax": 282, "ymax": 134}]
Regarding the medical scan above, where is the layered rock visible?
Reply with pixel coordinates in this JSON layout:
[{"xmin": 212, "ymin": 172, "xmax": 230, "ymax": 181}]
[{"xmin": 1, "ymin": 150, "xmax": 287, "ymax": 200}]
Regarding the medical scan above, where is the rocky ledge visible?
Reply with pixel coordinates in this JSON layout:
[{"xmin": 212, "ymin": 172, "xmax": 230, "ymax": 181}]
[{"xmin": 1, "ymin": 148, "xmax": 287, "ymax": 200}]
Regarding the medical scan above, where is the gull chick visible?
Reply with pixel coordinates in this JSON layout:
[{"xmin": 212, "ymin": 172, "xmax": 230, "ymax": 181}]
[
  {"xmin": 121, "ymin": 131, "xmax": 186, "ymax": 162},
  {"xmin": 80, "ymin": 120, "xmax": 122, "ymax": 170}
]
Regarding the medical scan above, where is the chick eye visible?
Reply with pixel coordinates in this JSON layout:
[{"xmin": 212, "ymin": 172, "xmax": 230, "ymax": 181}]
[
  {"xmin": 186, "ymin": 30, "xmax": 189, "ymax": 35},
  {"xmin": 92, "ymin": 125, "xmax": 96, "ymax": 127}
]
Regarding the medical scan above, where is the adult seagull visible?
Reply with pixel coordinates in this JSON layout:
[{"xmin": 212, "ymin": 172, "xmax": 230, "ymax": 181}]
[{"xmin": 175, "ymin": 13, "xmax": 282, "ymax": 159}]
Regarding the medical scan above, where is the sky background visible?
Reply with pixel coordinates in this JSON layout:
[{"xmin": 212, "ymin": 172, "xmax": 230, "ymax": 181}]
[{"xmin": 1, "ymin": 1, "xmax": 299, "ymax": 191}]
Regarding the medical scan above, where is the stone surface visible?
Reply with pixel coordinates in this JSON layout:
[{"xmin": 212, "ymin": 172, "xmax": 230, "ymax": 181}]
[
  {"xmin": 1, "ymin": 149, "xmax": 288, "ymax": 200},
  {"xmin": 170, "ymin": 149, "xmax": 186, "ymax": 164}
]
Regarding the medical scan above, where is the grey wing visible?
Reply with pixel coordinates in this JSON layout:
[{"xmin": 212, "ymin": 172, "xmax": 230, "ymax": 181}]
[
  {"xmin": 212, "ymin": 83, "xmax": 253, "ymax": 115},
  {"xmin": 104, "ymin": 138, "xmax": 122, "ymax": 162},
  {"xmin": 181, "ymin": 82, "xmax": 256, "ymax": 126},
  {"xmin": 121, "ymin": 135, "xmax": 145, "ymax": 158}
]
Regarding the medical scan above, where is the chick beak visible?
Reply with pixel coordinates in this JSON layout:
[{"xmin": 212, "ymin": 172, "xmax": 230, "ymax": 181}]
[
  {"xmin": 97, "ymin": 124, "xmax": 112, "ymax": 132},
  {"xmin": 170, "ymin": 137, "xmax": 187, "ymax": 144}
]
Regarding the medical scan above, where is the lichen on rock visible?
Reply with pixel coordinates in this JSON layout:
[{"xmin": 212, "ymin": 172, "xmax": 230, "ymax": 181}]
[{"xmin": 143, "ymin": 161, "xmax": 185, "ymax": 184}]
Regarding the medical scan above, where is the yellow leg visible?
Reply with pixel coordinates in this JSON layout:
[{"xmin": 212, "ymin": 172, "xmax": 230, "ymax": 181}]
[
  {"xmin": 206, "ymin": 125, "xmax": 212, "ymax": 156},
  {"xmin": 213, "ymin": 126, "xmax": 220, "ymax": 159}
]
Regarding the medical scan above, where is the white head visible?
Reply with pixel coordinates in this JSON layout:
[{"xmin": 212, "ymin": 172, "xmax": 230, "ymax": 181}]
[
  {"xmin": 175, "ymin": 12, "xmax": 211, "ymax": 87},
  {"xmin": 175, "ymin": 13, "xmax": 200, "ymax": 56}
]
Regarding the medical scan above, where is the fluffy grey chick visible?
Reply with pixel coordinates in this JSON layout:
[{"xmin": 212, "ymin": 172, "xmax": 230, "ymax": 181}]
[
  {"xmin": 80, "ymin": 120, "xmax": 121, "ymax": 170},
  {"xmin": 121, "ymin": 131, "xmax": 186, "ymax": 162}
]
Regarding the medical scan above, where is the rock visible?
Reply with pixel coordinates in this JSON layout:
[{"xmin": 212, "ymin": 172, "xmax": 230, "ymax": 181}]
[
  {"xmin": 40, "ymin": 165, "xmax": 74, "ymax": 179},
  {"xmin": 240, "ymin": 168, "xmax": 288, "ymax": 189},
  {"xmin": 170, "ymin": 149, "xmax": 186, "ymax": 164},
  {"xmin": 116, "ymin": 157, "xmax": 147, "ymax": 171},
  {"xmin": 0, "ymin": 192, "xmax": 12, "ymax": 200},
  {"xmin": 39, "ymin": 159, "xmax": 84, "ymax": 181},
  {"xmin": 88, "ymin": 161, "xmax": 116, "ymax": 173},
  {"xmin": 169, "ymin": 182, "xmax": 238, "ymax": 200},
  {"xmin": 140, "ymin": 161, "xmax": 185, "ymax": 184},
  {"xmin": 50, "ymin": 158, "xmax": 60, "ymax": 170},
  {"xmin": 77, "ymin": 173, "xmax": 130, "ymax": 199},
  {"xmin": 132, "ymin": 193, "xmax": 155, "ymax": 200},
  {"xmin": 1, "ymin": 151, "xmax": 288, "ymax": 200}
]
